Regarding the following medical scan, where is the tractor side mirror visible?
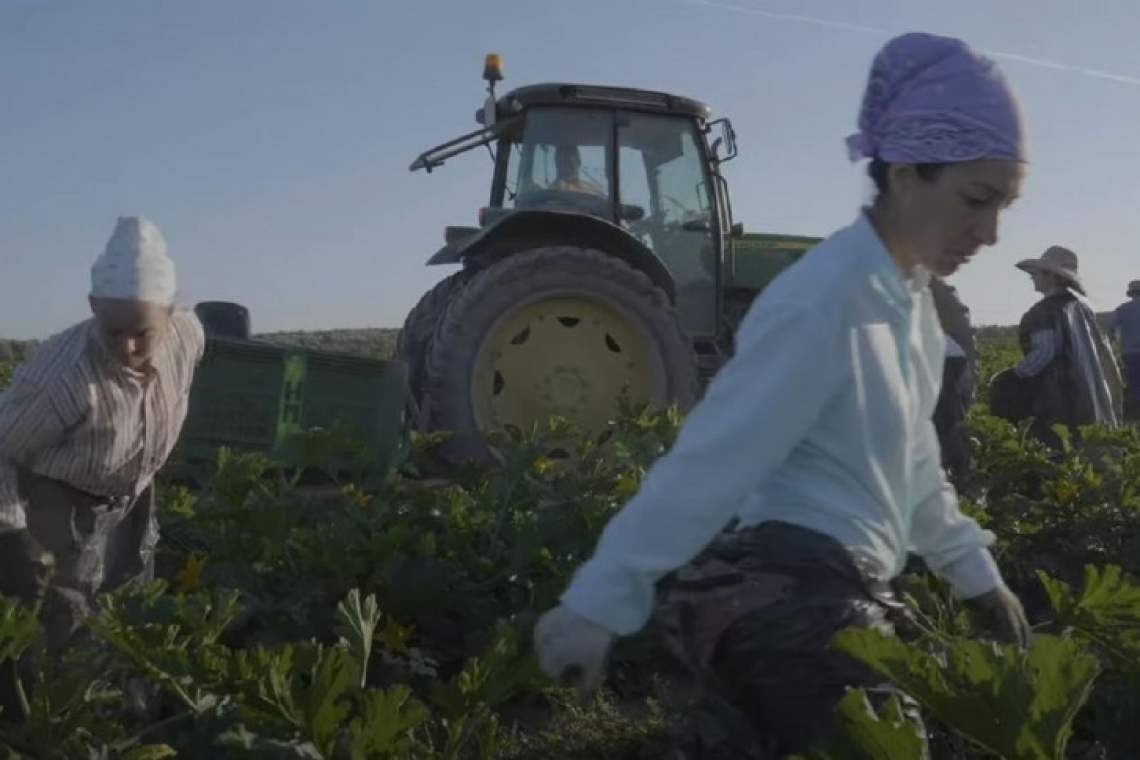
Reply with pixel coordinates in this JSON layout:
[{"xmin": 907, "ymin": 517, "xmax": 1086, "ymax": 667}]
[
  {"xmin": 731, "ymin": 222, "xmax": 744, "ymax": 238},
  {"xmin": 709, "ymin": 118, "xmax": 738, "ymax": 163}
]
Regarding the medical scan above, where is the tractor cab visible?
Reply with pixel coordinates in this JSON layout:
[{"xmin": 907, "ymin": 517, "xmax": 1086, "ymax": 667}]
[{"xmin": 410, "ymin": 57, "xmax": 740, "ymax": 340}]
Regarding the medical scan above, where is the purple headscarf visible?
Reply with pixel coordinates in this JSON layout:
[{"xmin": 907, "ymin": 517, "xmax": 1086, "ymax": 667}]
[{"xmin": 846, "ymin": 32, "xmax": 1028, "ymax": 164}]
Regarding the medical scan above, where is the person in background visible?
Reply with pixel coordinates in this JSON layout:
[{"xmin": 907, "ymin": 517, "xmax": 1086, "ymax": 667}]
[
  {"xmin": 533, "ymin": 32, "xmax": 1031, "ymax": 759},
  {"xmin": 0, "ymin": 217, "xmax": 205, "ymax": 716},
  {"xmin": 1013, "ymin": 246, "xmax": 1123, "ymax": 449},
  {"xmin": 1107, "ymin": 280, "xmax": 1140, "ymax": 414},
  {"xmin": 549, "ymin": 144, "xmax": 606, "ymax": 198},
  {"xmin": 930, "ymin": 276, "xmax": 977, "ymax": 479}
]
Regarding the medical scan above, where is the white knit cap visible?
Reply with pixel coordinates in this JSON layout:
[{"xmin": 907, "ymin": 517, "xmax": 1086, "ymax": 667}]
[{"xmin": 90, "ymin": 216, "xmax": 177, "ymax": 304}]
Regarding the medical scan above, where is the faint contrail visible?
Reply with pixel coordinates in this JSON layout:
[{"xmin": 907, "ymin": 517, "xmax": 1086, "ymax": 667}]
[
  {"xmin": 685, "ymin": 0, "xmax": 888, "ymax": 35},
  {"xmin": 685, "ymin": 0, "xmax": 1140, "ymax": 86}
]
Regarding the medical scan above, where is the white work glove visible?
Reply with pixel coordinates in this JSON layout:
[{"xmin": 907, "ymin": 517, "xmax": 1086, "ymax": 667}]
[{"xmin": 533, "ymin": 604, "xmax": 616, "ymax": 697}]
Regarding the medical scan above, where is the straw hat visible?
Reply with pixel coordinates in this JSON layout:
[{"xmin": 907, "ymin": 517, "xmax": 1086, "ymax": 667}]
[{"xmin": 1015, "ymin": 245, "xmax": 1083, "ymax": 294}]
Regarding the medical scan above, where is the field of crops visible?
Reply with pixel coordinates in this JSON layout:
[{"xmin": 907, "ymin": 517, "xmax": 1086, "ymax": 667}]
[{"xmin": 0, "ymin": 333, "xmax": 1138, "ymax": 758}]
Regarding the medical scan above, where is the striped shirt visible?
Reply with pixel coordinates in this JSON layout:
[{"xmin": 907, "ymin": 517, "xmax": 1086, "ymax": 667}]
[
  {"xmin": 1015, "ymin": 328, "xmax": 1059, "ymax": 378},
  {"xmin": 0, "ymin": 309, "xmax": 205, "ymax": 531}
]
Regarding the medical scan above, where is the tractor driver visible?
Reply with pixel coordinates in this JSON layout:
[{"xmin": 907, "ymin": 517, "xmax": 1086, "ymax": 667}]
[{"xmin": 548, "ymin": 145, "xmax": 607, "ymax": 198}]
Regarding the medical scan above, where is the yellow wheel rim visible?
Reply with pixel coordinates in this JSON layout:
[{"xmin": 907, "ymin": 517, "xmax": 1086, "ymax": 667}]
[{"xmin": 472, "ymin": 295, "xmax": 661, "ymax": 443}]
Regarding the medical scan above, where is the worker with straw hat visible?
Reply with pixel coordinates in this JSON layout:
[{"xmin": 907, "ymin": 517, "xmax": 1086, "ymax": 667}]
[
  {"xmin": 1012, "ymin": 245, "xmax": 1122, "ymax": 449},
  {"xmin": 0, "ymin": 216, "xmax": 205, "ymax": 718},
  {"xmin": 534, "ymin": 31, "xmax": 1032, "ymax": 759}
]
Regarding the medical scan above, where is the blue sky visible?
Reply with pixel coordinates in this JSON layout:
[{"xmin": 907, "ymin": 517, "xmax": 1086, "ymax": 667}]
[{"xmin": 2, "ymin": 0, "xmax": 1138, "ymax": 339}]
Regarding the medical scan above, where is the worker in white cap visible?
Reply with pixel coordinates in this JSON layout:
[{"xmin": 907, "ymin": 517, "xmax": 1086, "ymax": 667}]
[{"xmin": 0, "ymin": 217, "xmax": 205, "ymax": 717}]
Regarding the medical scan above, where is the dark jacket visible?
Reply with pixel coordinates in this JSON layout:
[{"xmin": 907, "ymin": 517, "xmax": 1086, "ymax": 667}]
[
  {"xmin": 1017, "ymin": 290, "xmax": 1123, "ymax": 437},
  {"xmin": 929, "ymin": 277, "xmax": 976, "ymax": 478}
]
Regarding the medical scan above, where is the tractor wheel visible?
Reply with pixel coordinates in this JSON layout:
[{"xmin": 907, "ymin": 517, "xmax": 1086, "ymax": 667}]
[
  {"xmin": 421, "ymin": 246, "xmax": 700, "ymax": 463},
  {"xmin": 397, "ymin": 271, "xmax": 470, "ymax": 413}
]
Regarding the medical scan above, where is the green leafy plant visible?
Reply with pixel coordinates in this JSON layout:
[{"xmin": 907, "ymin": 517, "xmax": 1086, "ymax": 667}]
[{"xmin": 0, "ymin": 330, "xmax": 1138, "ymax": 757}]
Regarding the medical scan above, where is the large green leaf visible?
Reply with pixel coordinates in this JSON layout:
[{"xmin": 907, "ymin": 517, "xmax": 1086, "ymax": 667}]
[
  {"xmin": 1041, "ymin": 565, "xmax": 1140, "ymax": 629},
  {"xmin": 345, "ymin": 685, "xmax": 430, "ymax": 759},
  {"xmin": 299, "ymin": 646, "xmax": 357, "ymax": 755},
  {"xmin": 833, "ymin": 629, "xmax": 1101, "ymax": 760},
  {"xmin": 794, "ymin": 689, "xmax": 928, "ymax": 760}
]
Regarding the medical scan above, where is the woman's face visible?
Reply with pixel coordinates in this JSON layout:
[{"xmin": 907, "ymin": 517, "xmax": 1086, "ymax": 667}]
[
  {"xmin": 1030, "ymin": 269, "xmax": 1053, "ymax": 294},
  {"xmin": 89, "ymin": 297, "xmax": 174, "ymax": 371},
  {"xmin": 887, "ymin": 158, "xmax": 1025, "ymax": 277}
]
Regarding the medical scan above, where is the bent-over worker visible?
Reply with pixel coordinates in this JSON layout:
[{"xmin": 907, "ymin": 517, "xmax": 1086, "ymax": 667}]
[
  {"xmin": 0, "ymin": 217, "xmax": 205, "ymax": 707},
  {"xmin": 534, "ymin": 32, "xmax": 1032, "ymax": 759}
]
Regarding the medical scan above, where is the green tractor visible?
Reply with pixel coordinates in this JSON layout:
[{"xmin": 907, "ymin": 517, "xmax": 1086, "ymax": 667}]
[{"xmin": 401, "ymin": 54, "xmax": 821, "ymax": 463}]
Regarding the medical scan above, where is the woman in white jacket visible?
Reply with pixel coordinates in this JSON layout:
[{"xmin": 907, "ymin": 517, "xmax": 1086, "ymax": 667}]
[{"xmin": 534, "ymin": 31, "xmax": 1033, "ymax": 759}]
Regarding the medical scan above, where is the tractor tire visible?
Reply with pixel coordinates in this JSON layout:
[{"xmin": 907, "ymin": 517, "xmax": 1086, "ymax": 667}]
[
  {"xmin": 194, "ymin": 301, "xmax": 251, "ymax": 340},
  {"xmin": 396, "ymin": 271, "xmax": 470, "ymax": 413},
  {"xmin": 421, "ymin": 246, "xmax": 700, "ymax": 464}
]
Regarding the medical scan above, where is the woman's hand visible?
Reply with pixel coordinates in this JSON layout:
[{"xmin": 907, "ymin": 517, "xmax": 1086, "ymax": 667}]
[
  {"xmin": 965, "ymin": 585, "xmax": 1031, "ymax": 648},
  {"xmin": 533, "ymin": 605, "xmax": 616, "ymax": 698}
]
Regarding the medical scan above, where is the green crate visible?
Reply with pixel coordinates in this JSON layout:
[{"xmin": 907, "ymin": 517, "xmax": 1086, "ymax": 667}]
[
  {"xmin": 174, "ymin": 337, "xmax": 409, "ymax": 486},
  {"xmin": 180, "ymin": 339, "xmax": 285, "ymax": 453}
]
